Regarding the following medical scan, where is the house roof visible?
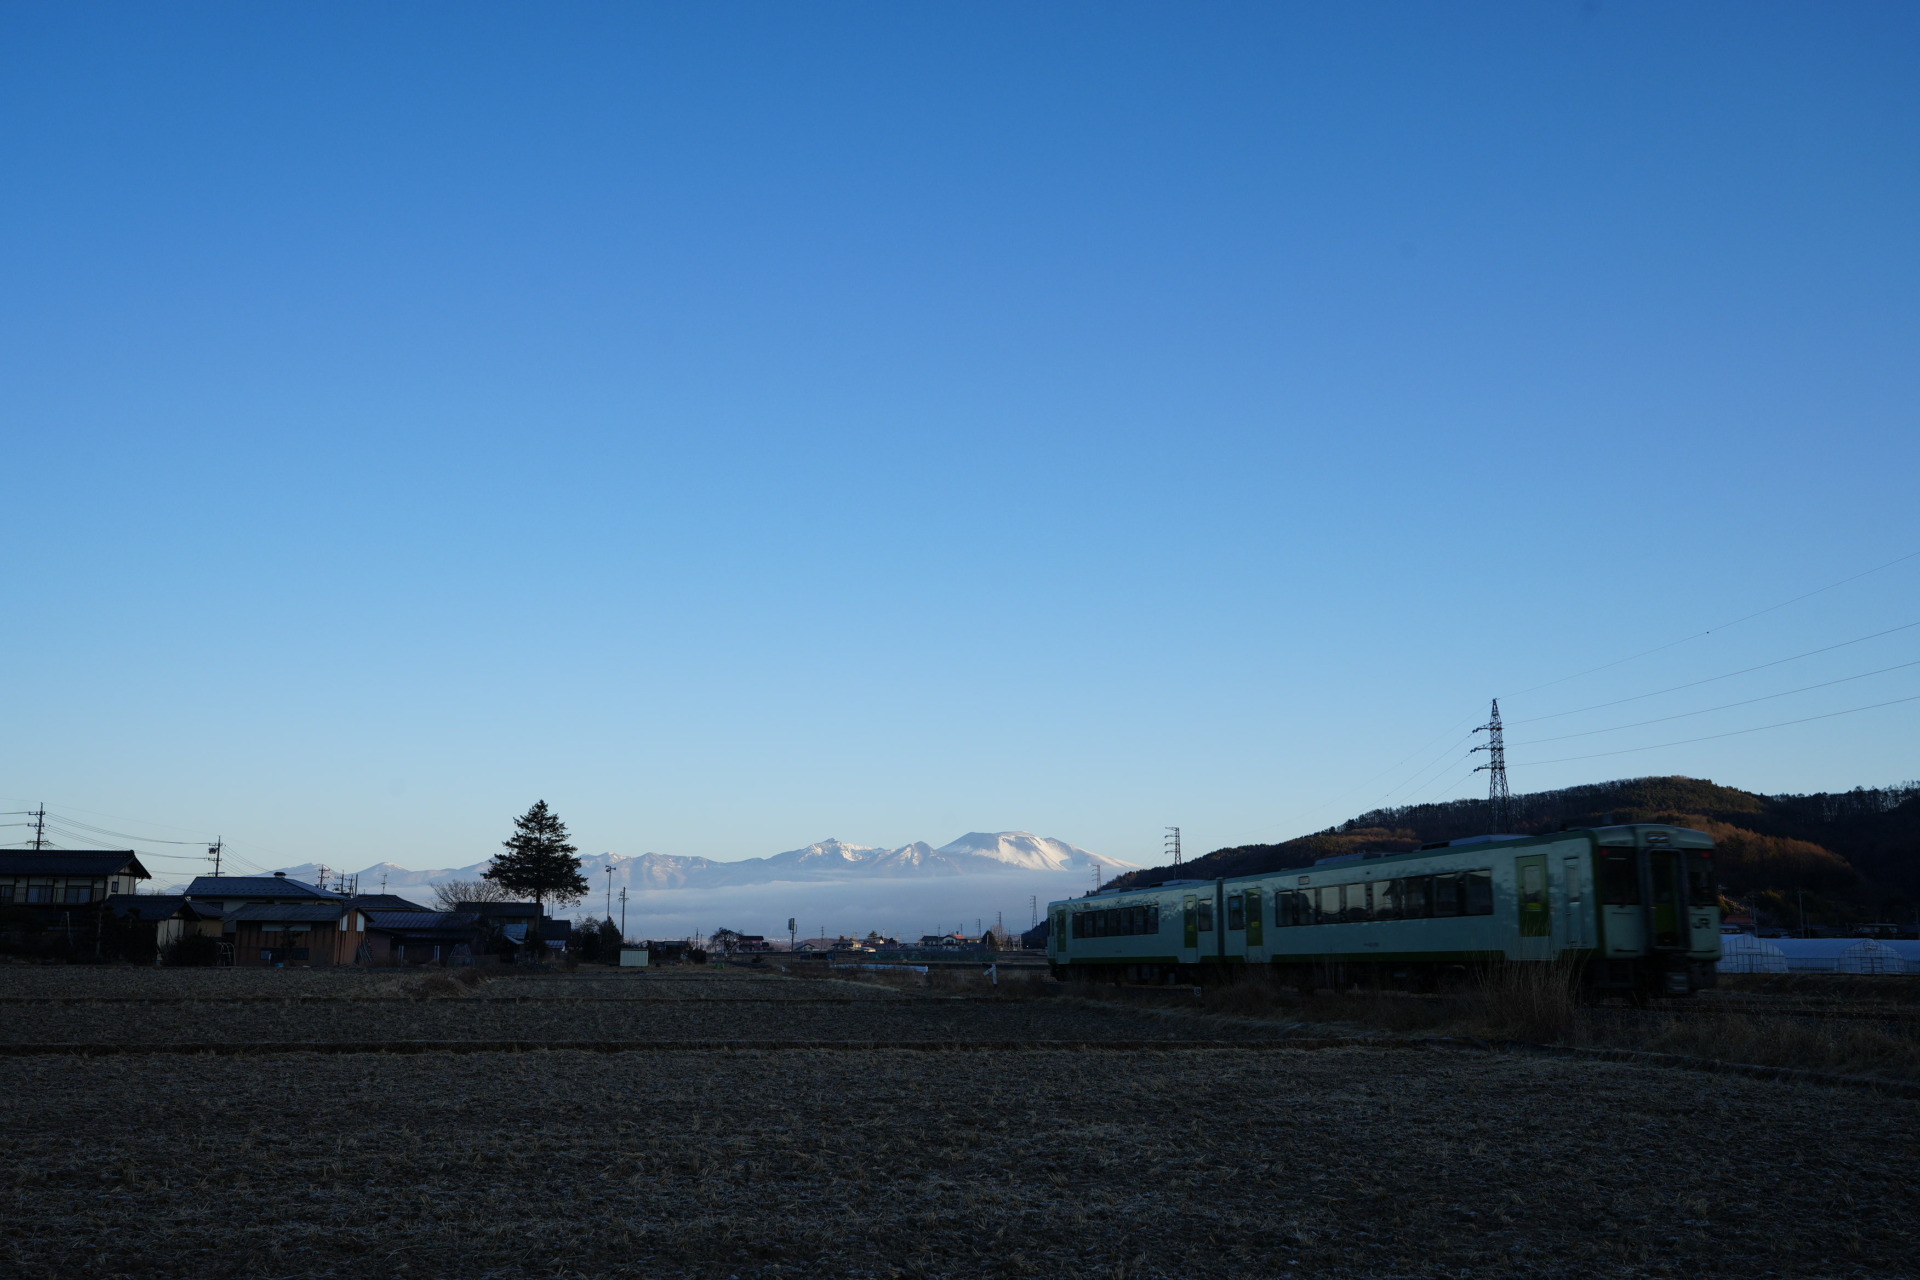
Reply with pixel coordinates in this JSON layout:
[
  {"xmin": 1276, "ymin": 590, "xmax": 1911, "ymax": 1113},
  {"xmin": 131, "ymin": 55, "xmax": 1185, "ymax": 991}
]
[
  {"xmin": 104, "ymin": 894, "xmax": 189, "ymax": 921},
  {"xmin": 364, "ymin": 911, "xmax": 480, "ymax": 932},
  {"xmin": 348, "ymin": 894, "xmax": 431, "ymax": 912},
  {"xmin": 458, "ymin": 901, "xmax": 541, "ymax": 917},
  {"xmin": 0, "ymin": 850, "xmax": 150, "ymax": 878},
  {"xmin": 225, "ymin": 903, "xmax": 349, "ymax": 923},
  {"xmin": 186, "ymin": 876, "xmax": 344, "ymax": 901}
]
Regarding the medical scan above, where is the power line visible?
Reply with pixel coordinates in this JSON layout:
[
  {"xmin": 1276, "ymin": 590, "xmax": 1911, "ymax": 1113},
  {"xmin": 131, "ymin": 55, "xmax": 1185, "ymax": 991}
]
[
  {"xmin": 1512, "ymin": 548, "xmax": 1920, "ymax": 697},
  {"xmin": 1517, "ymin": 658, "xmax": 1920, "ymax": 745},
  {"xmin": 1514, "ymin": 619, "xmax": 1920, "ymax": 725},
  {"xmin": 1516, "ymin": 692, "xmax": 1920, "ymax": 767}
]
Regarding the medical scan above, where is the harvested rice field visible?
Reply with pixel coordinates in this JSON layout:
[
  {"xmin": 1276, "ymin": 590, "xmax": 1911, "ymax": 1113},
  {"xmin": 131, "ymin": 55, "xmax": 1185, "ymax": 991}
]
[{"xmin": 7, "ymin": 968, "xmax": 1915, "ymax": 1279}]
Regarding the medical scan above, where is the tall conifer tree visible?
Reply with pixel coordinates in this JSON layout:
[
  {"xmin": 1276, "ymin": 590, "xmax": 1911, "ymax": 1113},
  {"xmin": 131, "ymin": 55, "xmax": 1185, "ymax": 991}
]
[{"xmin": 485, "ymin": 800, "xmax": 589, "ymax": 908}]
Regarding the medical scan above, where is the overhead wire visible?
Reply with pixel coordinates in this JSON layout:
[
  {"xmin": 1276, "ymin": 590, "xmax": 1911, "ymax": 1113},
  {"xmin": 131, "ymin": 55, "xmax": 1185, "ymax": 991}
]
[
  {"xmin": 1516, "ymin": 692, "xmax": 1920, "ymax": 767},
  {"xmin": 1512, "ymin": 619, "xmax": 1920, "ymax": 725},
  {"xmin": 1511, "ymin": 548, "xmax": 1920, "ymax": 697},
  {"xmin": 1516, "ymin": 658, "xmax": 1920, "ymax": 745},
  {"xmin": 1273, "ymin": 548, "xmax": 1920, "ymax": 845}
]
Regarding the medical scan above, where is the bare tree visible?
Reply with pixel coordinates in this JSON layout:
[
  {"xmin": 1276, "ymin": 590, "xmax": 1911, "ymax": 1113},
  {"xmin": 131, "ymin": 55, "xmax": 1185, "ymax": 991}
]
[{"xmin": 431, "ymin": 878, "xmax": 513, "ymax": 911}]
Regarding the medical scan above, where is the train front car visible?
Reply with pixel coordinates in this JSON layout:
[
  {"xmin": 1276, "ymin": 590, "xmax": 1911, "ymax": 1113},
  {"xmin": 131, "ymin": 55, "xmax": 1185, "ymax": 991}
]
[
  {"xmin": 1049, "ymin": 823, "xmax": 1722, "ymax": 997},
  {"xmin": 1590, "ymin": 823, "xmax": 1723, "ymax": 997}
]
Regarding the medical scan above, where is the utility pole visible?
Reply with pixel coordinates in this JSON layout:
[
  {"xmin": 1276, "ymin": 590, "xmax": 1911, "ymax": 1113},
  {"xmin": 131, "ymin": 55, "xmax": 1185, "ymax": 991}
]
[
  {"xmin": 605, "ymin": 864, "xmax": 613, "ymax": 920},
  {"xmin": 209, "ymin": 839, "xmax": 223, "ymax": 877},
  {"xmin": 29, "ymin": 804, "xmax": 46, "ymax": 851},
  {"xmin": 618, "ymin": 887, "xmax": 628, "ymax": 942},
  {"xmin": 1472, "ymin": 699, "xmax": 1512, "ymax": 832},
  {"xmin": 788, "ymin": 917, "xmax": 796, "ymax": 951},
  {"xmin": 1165, "ymin": 826, "xmax": 1182, "ymax": 868}
]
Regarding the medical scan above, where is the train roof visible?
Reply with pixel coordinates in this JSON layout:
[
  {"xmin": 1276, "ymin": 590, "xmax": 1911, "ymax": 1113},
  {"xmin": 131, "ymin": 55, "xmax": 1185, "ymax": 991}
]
[{"xmin": 1064, "ymin": 823, "xmax": 1713, "ymax": 904}]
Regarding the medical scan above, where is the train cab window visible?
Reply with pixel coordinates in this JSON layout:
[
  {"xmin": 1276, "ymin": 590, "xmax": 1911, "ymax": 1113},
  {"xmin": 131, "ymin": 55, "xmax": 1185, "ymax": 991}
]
[
  {"xmin": 1197, "ymin": 901, "xmax": 1214, "ymax": 932},
  {"xmin": 1400, "ymin": 875, "xmax": 1432, "ymax": 919},
  {"xmin": 1685, "ymin": 853, "xmax": 1716, "ymax": 906},
  {"xmin": 1227, "ymin": 894, "xmax": 1245, "ymax": 930},
  {"xmin": 1370, "ymin": 880, "xmax": 1399, "ymax": 922},
  {"xmin": 1464, "ymin": 869, "xmax": 1494, "ymax": 916},
  {"xmin": 1430, "ymin": 873, "xmax": 1462, "ymax": 918},
  {"xmin": 1600, "ymin": 853, "xmax": 1641, "ymax": 906}
]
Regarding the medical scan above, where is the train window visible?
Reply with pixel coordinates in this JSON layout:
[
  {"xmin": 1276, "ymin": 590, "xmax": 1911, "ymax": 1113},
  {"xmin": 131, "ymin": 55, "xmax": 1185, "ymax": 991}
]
[
  {"xmin": 1464, "ymin": 869, "xmax": 1494, "ymax": 916},
  {"xmin": 1197, "ymin": 901, "xmax": 1214, "ymax": 931},
  {"xmin": 1227, "ymin": 894, "xmax": 1245, "ymax": 930},
  {"xmin": 1401, "ymin": 875, "xmax": 1432, "ymax": 919},
  {"xmin": 1370, "ymin": 880, "xmax": 1399, "ymax": 922},
  {"xmin": 1275, "ymin": 889, "xmax": 1310, "ymax": 927},
  {"xmin": 1684, "ymin": 853, "xmax": 1715, "ymax": 905},
  {"xmin": 1600, "ymin": 854, "xmax": 1640, "ymax": 906},
  {"xmin": 1072, "ymin": 905, "xmax": 1163, "ymax": 938},
  {"xmin": 1430, "ymin": 873, "xmax": 1461, "ymax": 917}
]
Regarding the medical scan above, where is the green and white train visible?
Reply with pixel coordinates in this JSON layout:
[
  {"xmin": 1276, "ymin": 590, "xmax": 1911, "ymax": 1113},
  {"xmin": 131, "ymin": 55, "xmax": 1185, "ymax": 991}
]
[{"xmin": 1048, "ymin": 824, "xmax": 1722, "ymax": 997}]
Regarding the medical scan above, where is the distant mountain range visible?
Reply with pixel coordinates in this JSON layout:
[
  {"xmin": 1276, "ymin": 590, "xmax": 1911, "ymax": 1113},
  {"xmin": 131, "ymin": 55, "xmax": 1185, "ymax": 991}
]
[{"xmin": 275, "ymin": 831, "xmax": 1134, "ymax": 897}]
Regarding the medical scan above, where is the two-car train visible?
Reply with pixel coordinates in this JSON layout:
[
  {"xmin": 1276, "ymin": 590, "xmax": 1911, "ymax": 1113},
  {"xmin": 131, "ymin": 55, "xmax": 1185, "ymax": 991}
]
[{"xmin": 1048, "ymin": 824, "xmax": 1722, "ymax": 997}]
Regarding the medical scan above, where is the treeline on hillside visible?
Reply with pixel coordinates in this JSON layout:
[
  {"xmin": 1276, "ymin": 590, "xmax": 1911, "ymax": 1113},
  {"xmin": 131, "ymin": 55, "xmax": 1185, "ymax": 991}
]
[{"xmin": 1106, "ymin": 777, "xmax": 1920, "ymax": 928}]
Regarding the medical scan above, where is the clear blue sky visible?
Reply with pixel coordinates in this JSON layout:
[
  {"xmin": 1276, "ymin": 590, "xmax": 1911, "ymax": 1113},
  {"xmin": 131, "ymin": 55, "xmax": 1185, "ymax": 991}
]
[{"xmin": 3, "ymin": 2, "xmax": 1916, "ymax": 876}]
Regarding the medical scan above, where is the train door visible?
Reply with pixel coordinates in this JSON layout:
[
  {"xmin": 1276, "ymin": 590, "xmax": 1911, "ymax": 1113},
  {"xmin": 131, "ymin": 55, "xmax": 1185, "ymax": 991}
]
[
  {"xmin": 1051, "ymin": 907, "xmax": 1068, "ymax": 964},
  {"xmin": 1515, "ymin": 854, "xmax": 1551, "ymax": 960},
  {"xmin": 1224, "ymin": 890, "xmax": 1246, "ymax": 960},
  {"xmin": 1244, "ymin": 886, "xmax": 1264, "ymax": 959},
  {"xmin": 1561, "ymin": 855, "xmax": 1587, "ymax": 952},
  {"xmin": 1181, "ymin": 894, "xmax": 1199, "ymax": 964}
]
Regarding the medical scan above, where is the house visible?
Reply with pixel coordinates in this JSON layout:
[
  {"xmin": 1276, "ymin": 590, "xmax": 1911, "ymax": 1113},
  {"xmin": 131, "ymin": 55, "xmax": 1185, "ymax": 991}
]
[
  {"xmin": 225, "ymin": 902, "xmax": 368, "ymax": 967},
  {"xmin": 0, "ymin": 851, "xmax": 151, "ymax": 956},
  {"xmin": 361, "ymin": 910, "xmax": 486, "ymax": 966},
  {"xmin": 0, "ymin": 850, "xmax": 150, "ymax": 910},
  {"xmin": 184, "ymin": 872, "xmax": 346, "ymax": 915}
]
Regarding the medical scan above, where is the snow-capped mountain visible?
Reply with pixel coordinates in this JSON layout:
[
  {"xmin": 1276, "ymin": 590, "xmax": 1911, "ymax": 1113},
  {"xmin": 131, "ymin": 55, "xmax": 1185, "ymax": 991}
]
[{"xmin": 271, "ymin": 831, "xmax": 1132, "ymax": 897}]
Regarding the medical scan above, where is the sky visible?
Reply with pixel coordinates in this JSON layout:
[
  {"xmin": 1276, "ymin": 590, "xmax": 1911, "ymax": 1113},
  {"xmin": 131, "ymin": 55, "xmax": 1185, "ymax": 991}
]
[{"xmin": 3, "ymin": 1, "xmax": 1917, "ymax": 882}]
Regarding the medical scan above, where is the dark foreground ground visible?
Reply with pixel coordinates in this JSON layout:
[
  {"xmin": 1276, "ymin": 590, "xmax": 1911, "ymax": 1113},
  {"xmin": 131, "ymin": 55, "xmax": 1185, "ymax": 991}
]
[{"xmin": 5, "ymin": 969, "xmax": 1915, "ymax": 1279}]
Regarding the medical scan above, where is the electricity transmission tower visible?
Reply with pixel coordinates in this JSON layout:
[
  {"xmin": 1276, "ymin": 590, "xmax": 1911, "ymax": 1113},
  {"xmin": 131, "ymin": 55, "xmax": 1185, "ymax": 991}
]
[
  {"xmin": 1472, "ymin": 699, "xmax": 1512, "ymax": 832},
  {"xmin": 1164, "ymin": 826, "xmax": 1181, "ymax": 867}
]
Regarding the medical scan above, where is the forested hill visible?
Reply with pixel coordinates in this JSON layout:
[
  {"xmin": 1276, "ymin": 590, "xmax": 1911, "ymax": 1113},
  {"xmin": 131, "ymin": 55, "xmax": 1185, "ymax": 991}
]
[{"xmin": 1105, "ymin": 777, "xmax": 1920, "ymax": 927}]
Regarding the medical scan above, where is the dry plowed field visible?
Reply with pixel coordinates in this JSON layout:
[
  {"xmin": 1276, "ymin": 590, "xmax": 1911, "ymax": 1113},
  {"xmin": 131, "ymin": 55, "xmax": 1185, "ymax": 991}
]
[{"xmin": 5, "ymin": 967, "xmax": 1914, "ymax": 1279}]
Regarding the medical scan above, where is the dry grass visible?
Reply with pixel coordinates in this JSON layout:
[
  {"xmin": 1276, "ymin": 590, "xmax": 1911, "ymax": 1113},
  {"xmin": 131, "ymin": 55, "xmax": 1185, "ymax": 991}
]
[
  {"xmin": 5, "ymin": 1046, "xmax": 1914, "ymax": 1279},
  {"xmin": 1579, "ymin": 1010, "xmax": 1920, "ymax": 1081}
]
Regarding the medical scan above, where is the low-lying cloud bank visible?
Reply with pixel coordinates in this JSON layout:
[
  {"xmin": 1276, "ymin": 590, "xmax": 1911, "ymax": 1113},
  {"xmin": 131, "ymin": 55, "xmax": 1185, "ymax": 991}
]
[{"xmin": 579, "ymin": 871, "xmax": 1092, "ymax": 942}]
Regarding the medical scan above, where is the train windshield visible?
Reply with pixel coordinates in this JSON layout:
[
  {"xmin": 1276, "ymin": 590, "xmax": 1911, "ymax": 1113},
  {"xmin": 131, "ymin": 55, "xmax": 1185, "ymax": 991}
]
[
  {"xmin": 1685, "ymin": 849, "xmax": 1716, "ymax": 905},
  {"xmin": 1599, "ymin": 852, "xmax": 1640, "ymax": 906}
]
